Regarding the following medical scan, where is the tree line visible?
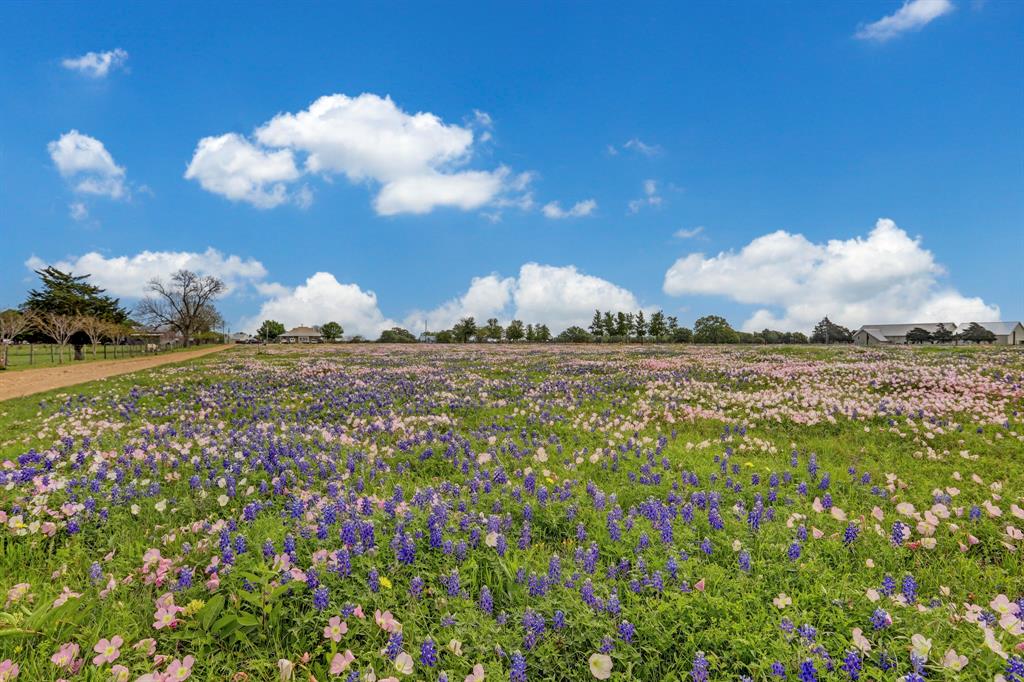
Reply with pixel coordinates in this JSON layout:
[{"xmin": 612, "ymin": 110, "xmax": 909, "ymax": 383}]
[{"xmin": 1, "ymin": 267, "xmax": 227, "ymax": 368}]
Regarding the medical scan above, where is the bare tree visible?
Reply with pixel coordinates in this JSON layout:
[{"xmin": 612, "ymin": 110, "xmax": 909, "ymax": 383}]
[
  {"xmin": 77, "ymin": 315, "xmax": 108, "ymax": 359},
  {"xmin": 0, "ymin": 310, "xmax": 30, "ymax": 369},
  {"xmin": 29, "ymin": 312, "xmax": 80, "ymax": 364},
  {"xmin": 137, "ymin": 270, "xmax": 225, "ymax": 348}
]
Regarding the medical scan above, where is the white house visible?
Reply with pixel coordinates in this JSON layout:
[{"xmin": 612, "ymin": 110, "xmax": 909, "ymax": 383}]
[
  {"xmin": 975, "ymin": 321, "xmax": 1024, "ymax": 345},
  {"xmin": 231, "ymin": 332, "xmax": 254, "ymax": 343},
  {"xmin": 279, "ymin": 326, "xmax": 323, "ymax": 343},
  {"xmin": 853, "ymin": 323, "xmax": 957, "ymax": 346}
]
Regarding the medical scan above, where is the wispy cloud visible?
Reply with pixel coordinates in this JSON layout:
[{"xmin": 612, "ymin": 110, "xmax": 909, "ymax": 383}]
[
  {"xmin": 855, "ymin": 0, "xmax": 954, "ymax": 42},
  {"xmin": 673, "ymin": 226, "xmax": 705, "ymax": 239},
  {"xmin": 542, "ymin": 199, "xmax": 597, "ymax": 219},
  {"xmin": 62, "ymin": 48, "xmax": 129, "ymax": 77},
  {"xmin": 628, "ymin": 179, "xmax": 662, "ymax": 214}
]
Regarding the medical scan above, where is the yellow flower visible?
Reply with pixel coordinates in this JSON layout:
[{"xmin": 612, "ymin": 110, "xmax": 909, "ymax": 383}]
[{"xmin": 379, "ymin": 576, "xmax": 392, "ymax": 589}]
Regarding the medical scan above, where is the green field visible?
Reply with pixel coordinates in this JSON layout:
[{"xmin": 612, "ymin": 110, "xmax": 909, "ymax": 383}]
[{"xmin": 0, "ymin": 344, "xmax": 1022, "ymax": 681}]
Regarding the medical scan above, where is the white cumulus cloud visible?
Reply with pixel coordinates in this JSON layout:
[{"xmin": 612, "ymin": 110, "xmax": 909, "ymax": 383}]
[
  {"xmin": 61, "ymin": 48, "xmax": 128, "ymax": 77},
  {"xmin": 48, "ymin": 130, "xmax": 128, "ymax": 199},
  {"xmin": 662, "ymin": 218, "xmax": 999, "ymax": 332},
  {"xmin": 405, "ymin": 263, "xmax": 642, "ymax": 332},
  {"xmin": 542, "ymin": 199, "xmax": 597, "ymax": 219},
  {"xmin": 185, "ymin": 133, "xmax": 301, "ymax": 209},
  {"xmin": 186, "ymin": 92, "xmax": 531, "ymax": 215},
  {"xmin": 25, "ymin": 248, "xmax": 267, "ymax": 299},
  {"xmin": 242, "ymin": 272, "xmax": 397, "ymax": 338},
  {"xmin": 855, "ymin": 0, "xmax": 954, "ymax": 42}
]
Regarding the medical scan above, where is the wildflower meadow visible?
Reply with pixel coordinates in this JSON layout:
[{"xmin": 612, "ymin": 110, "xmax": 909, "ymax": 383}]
[{"xmin": 1, "ymin": 344, "xmax": 1022, "ymax": 681}]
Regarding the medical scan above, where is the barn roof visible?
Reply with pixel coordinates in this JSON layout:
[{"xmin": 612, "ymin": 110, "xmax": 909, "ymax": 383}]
[
  {"xmin": 974, "ymin": 321, "xmax": 1024, "ymax": 335},
  {"xmin": 857, "ymin": 323, "xmax": 956, "ymax": 336}
]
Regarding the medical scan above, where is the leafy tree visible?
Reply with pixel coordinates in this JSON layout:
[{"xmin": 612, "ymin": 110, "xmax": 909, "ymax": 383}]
[
  {"xmin": 556, "ymin": 326, "xmax": 593, "ymax": 343},
  {"xmin": 648, "ymin": 310, "xmax": 667, "ymax": 340},
  {"xmin": 483, "ymin": 318, "xmax": 504, "ymax": 341},
  {"xmin": 435, "ymin": 330, "xmax": 454, "ymax": 344},
  {"xmin": 526, "ymin": 324, "xmax": 536, "ymax": 342},
  {"xmin": 506, "ymin": 319, "xmax": 525, "ymax": 342},
  {"xmin": 931, "ymin": 323, "xmax": 954, "ymax": 344},
  {"xmin": 0, "ymin": 310, "xmax": 30, "ymax": 369},
  {"xmin": 28, "ymin": 311, "xmax": 79, "ymax": 363},
  {"xmin": 693, "ymin": 315, "xmax": 739, "ymax": 344},
  {"xmin": 959, "ymin": 322, "xmax": 997, "ymax": 344},
  {"xmin": 809, "ymin": 317, "xmax": 853, "ymax": 344},
  {"xmin": 905, "ymin": 327, "xmax": 932, "ymax": 344},
  {"xmin": 633, "ymin": 310, "xmax": 648, "ymax": 342},
  {"xmin": 534, "ymin": 324, "xmax": 552, "ymax": 342},
  {"xmin": 589, "ymin": 310, "xmax": 605, "ymax": 337},
  {"xmin": 137, "ymin": 270, "xmax": 225, "ymax": 348},
  {"xmin": 377, "ymin": 327, "xmax": 417, "ymax": 343},
  {"xmin": 320, "ymin": 321, "xmax": 344, "ymax": 342},
  {"xmin": 760, "ymin": 328, "xmax": 781, "ymax": 344},
  {"xmin": 257, "ymin": 320, "xmax": 286, "ymax": 342},
  {"xmin": 788, "ymin": 331, "xmax": 809, "ymax": 344},
  {"xmin": 671, "ymin": 326, "xmax": 693, "ymax": 343},
  {"xmin": 77, "ymin": 315, "xmax": 110, "ymax": 357},
  {"xmin": 453, "ymin": 317, "xmax": 477, "ymax": 343}
]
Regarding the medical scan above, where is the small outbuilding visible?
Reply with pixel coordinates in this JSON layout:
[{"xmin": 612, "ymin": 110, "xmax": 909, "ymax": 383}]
[{"xmin": 279, "ymin": 326, "xmax": 323, "ymax": 343}]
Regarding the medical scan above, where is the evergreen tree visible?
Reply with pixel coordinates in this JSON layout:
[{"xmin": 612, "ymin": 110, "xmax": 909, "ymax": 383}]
[
  {"xmin": 22, "ymin": 267, "xmax": 130, "ymax": 323},
  {"xmin": 614, "ymin": 312, "xmax": 629, "ymax": 338},
  {"xmin": 526, "ymin": 324, "xmax": 536, "ymax": 342},
  {"xmin": 589, "ymin": 309, "xmax": 604, "ymax": 337},
  {"xmin": 648, "ymin": 310, "xmax": 667, "ymax": 339},
  {"xmin": 633, "ymin": 310, "xmax": 647, "ymax": 342},
  {"xmin": 603, "ymin": 311, "xmax": 616, "ymax": 337},
  {"xmin": 809, "ymin": 317, "xmax": 853, "ymax": 344}
]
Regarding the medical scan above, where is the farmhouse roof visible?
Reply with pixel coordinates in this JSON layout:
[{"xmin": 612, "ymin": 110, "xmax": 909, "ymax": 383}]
[{"xmin": 280, "ymin": 326, "xmax": 322, "ymax": 337}]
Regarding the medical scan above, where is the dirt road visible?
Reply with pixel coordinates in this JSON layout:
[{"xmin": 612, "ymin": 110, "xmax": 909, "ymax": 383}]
[{"xmin": 0, "ymin": 345, "xmax": 233, "ymax": 401}]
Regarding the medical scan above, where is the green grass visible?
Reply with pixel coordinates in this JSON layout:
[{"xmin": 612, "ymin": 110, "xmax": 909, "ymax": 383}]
[{"xmin": 0, "ymin": 345, "xmax": 1021, "ymax": 681}]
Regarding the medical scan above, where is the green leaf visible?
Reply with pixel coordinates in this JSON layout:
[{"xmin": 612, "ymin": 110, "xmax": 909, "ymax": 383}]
[
  {"xmin": 199, "ymin": 593, "xmax": 225, "ymax": 630},
  {"xmin": 236, "ymin": 613, "xmax": 260, "ymax": 627}
]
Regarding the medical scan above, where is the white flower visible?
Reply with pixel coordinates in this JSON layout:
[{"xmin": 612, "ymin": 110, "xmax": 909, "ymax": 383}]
[
  {"xmin": 910, "ymin": 633, "xmax": 932, "ymax": 659},
  {"xmin": 772, "ymin": 593, "xmax": 791, "ymax": 609},
  {"xmin": 217, "ymin": 494, "xmax": 229, "ymax": 507},
  {"xmin": 394, "ymin": 652, "xmax": 414, "ymax": 675},
  {"xmin": 940, "ymin": 648, "xmax": 967, "ymax": 671},
  {"xmin": 588, "ymin": 653, "xmax": 613, "ymax": 680}
]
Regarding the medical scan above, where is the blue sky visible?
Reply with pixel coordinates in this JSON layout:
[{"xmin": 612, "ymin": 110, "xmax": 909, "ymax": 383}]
[{"xmin": 1, "ymin": 0, "xmax": 1021, "ymax": 336}]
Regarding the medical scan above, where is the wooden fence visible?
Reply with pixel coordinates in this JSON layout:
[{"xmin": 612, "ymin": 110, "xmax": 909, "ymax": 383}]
[{"xmin": 1, "ymin": 342, "xmax": 192, "ymax": 368}]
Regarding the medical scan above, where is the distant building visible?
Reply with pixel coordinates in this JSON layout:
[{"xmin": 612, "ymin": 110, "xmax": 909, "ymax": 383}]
[
  {"xmin": 418, "ymin": 332, "xmax": 437, "ymax": 343},
  {"xmin": 279, "ymin": 326, "xmax": 323, "ymax": 343},
  {"xmin": 853, "ymin": 323, "xmax": 957, "ymax": 346},
  {"xmin": 975, "ymin": 322, "xmax": 1024, "ymax": 345},
  {"xmin": 231, "ymin": 332, "xmax": 254, "ymax": 344}
]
